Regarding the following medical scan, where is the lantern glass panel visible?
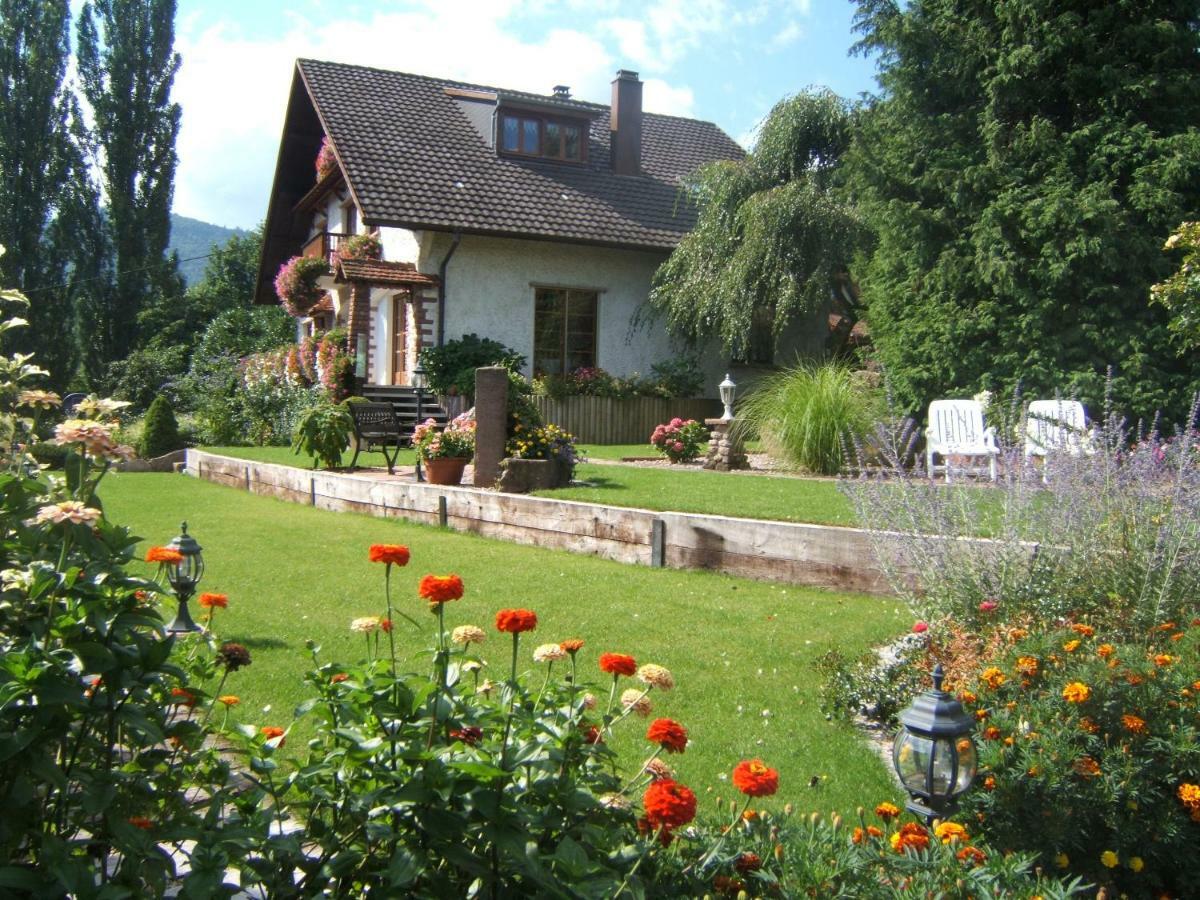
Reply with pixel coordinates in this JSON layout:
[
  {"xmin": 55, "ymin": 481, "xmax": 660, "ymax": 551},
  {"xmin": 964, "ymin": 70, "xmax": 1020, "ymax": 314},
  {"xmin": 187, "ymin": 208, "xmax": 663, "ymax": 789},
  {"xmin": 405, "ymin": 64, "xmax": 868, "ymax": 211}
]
[
  {"xmin": 893, "ymin": 731, "xmax": 929, "ymax": 793},
  {"xmin": 954, "ymin": 738, "xmax": 977, "ymax": 794},
  {"xmin": 929, "ymin": 737, "xmax": 957, "ymax": 795}
]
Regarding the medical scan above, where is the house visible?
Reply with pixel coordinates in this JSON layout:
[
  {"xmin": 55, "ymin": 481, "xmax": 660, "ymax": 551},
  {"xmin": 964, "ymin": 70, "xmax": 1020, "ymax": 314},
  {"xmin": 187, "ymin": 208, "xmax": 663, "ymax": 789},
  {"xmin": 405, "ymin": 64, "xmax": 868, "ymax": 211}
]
[{"xmin": 255, "ymin": 59, "xmax": 748, "ymax": 391}]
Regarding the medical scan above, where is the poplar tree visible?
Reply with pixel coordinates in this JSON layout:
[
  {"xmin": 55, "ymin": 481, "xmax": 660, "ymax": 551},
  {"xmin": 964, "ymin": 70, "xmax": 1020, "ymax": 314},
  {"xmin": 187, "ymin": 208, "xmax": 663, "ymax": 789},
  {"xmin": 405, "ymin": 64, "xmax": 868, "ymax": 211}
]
[
  {"xmin": 76, "ymin": 0, "xmax": 181, "ymax": 371},
  {"xmin": 848, "ymin": 0, "xmax": 1200, "ymax": 421}
]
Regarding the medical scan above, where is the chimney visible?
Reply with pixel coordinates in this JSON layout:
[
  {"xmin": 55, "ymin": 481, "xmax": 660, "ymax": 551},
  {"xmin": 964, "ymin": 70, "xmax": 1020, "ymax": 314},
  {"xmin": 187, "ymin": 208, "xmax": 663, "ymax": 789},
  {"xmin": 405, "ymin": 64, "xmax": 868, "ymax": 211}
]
[
  {"xmin": 552, "ymin": 84, "xmax": 571, "ymax": 99},
  {"xmin": 610, "ymin": 69, "xmax": 642, "ymax": 176}
]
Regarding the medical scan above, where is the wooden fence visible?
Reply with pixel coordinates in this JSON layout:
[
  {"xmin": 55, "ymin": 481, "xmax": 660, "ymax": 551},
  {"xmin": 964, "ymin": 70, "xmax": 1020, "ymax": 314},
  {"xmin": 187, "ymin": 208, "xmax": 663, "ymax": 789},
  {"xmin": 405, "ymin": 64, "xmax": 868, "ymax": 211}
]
[{"xmin": 533, "ymin": 396, "xmax": 720, "ymax": 444}]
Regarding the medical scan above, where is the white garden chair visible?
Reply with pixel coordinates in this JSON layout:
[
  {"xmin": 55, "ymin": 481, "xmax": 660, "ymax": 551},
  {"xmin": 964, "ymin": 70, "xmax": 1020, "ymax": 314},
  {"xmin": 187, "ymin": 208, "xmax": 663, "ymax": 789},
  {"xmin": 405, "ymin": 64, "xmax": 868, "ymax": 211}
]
[
  {"xmin": 1023, "ymin": 400, "xmax": 1088, "ymax": 459},
  {"xmin": 925, "ymin": 399, "xmax": 998, "ymax": 482}
]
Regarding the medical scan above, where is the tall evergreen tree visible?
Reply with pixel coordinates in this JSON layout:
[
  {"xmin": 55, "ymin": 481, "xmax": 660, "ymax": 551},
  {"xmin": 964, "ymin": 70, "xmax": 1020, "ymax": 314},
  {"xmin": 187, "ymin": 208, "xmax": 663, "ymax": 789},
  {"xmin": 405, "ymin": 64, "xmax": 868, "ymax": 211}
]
[
  {"xmin": 0, "ymin": 0, "xmax": 79, "ymax": 386},
  {"xmin": 849, "ymin": 0, "xmax": 1200, "ymax": 422},
  {"xmin": 76, "ymin": 0, "xmax": 181, "ymax": 370}
]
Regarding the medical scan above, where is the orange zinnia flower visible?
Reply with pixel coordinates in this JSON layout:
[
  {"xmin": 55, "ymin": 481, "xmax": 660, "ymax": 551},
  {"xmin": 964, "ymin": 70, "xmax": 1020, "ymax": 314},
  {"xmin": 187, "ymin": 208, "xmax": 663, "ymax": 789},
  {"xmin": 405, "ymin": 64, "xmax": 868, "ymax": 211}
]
[
  {"xmin": 643, "ymin": 779, "xmax": 697, "ymax": 829},
  {"xmin": 145, "ymin": 546, "xmax": 183, "ymax": 564},
  {"xmin": 559, "ymin": 638, "xmax": 585, "ymax": 654},
  {"xmin": 170, "ymin": 687, "xmax": 197, "ymax": 708},
  {"xmin": 495, "ymin": 608, "xmax": 537, "ymax": 633},
  {"xmin": 599, "ymin": 652, "xmax": 638, "ymax": 676},
  {"xmin": 198, "ymin": 592, "xmax": 228, "ymax": 609},
  {"xmin": 646, "ymin": 718, "xmax": 688, "ymax": 754},
  {"xmin": 369, "ymin": 544, "xmax": 410, "ymax": 566},
  {"xmin": 419, "ymin": 574, "xmax": 464, "ymax": 603},
  {"xmin": 732, "ymin": 759, "xmax": 779, "ymax": 797},
  {"xmin": 261, "ymin": 726, "xmax": 286, "ymax": 745}
]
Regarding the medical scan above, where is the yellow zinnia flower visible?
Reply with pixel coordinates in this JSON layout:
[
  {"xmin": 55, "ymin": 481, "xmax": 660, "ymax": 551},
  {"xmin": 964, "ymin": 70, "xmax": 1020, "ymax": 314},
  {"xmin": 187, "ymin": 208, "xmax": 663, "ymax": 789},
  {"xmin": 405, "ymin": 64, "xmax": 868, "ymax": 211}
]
[{"xmin": 1100, "ymin": 850, "xmax": 1118, "ymax": 868}]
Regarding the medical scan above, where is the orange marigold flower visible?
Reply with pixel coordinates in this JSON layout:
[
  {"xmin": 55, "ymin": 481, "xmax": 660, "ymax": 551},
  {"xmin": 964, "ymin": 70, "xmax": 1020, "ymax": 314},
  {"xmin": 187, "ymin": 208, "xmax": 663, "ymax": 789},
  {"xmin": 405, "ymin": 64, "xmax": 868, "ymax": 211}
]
[
  {"xmin": 875, "ymin": 802, "xmax": 901, "ymax": 821},
  {"xmin": 1008, "ymin": 627, "xmax": 1028, "ymax": 641},
  {"xmin": 890, "ymin": 822, "xmax": 930, "ymax": 854},
  {"xmin": 1062, "ymin": 682, "xmax": 1091, "ymax": 703},
  {"xmin": 646, "ymin": 718, "xmax": 688, "ymax": 754},
  {"xmin": 368, "ymin": 544, "xmax": 410, "ymax": 566},
  {"xmin": 643, "ymin": 778, "xmax": 697, "ymax": 829},
  {"xmin": 1016, "ymin": 656, "xmax": 1039, "ymax": 676},
  {"xmin": 559, "ymin": 638, "xmax": 585, "ymax": 654},
  {"xmin": 1062, "ymin": 640, "xmax": 1080, "ymax": 653},
  {"xmin": 128, "ymin": 816, "xmax": 154, "ymax": 830},
  {"xmin": 494, "ymin": 608, "xmax": 537, "ymax": 633},
  {"xmin": 957, "ymin": 845, "xmax": 986, "ymax": 866},
  {"xmin": 1073, "ymin": 756, "xmax": 1101, "ymax": 777},
  {"xmin": 170, "ymin": 687, "xmax": 197, "ymax": 708},
  {"xmin": 974, "ymin": 709, "xmax": 989, "ymax": 721},
  {"xmin": 599, "ymin": 652, "xmax": 638, "ymax": 676},
  {"xmin": 734, "ymin": 852, "xmax": 762, "ymax": 874},
  {"xmin": 1155, "ymin": 622, "xmax": 1177, "ymax": 632},
  {"xmin": 1126, "ymin": 673, "xmax": 1144, "ymax": 686},
  {"xmin": 198, "ymin": 592, "xmax": 228, "ymax": 609},
  {"xmin": 1070, "ymin": 623, "xmax": 1095, "ymax": 637},
  {"xmin": 983, "ymin": 775, "xmax": 995, "ymax": 791},
  {"xmin": 1171, "ymin": 631, "xmax": 1185, "ymax": 641},
  {"xmin": 959, "ymin": 690, "xmax": 977, "ymax": 704},
  {"xmin": 1153, "ymin": 654, "xmax": 1174, "ymax": 667},
  {"xmin": 145, "ymin": 546, "xmax": 183, "ymax": 564},
  {"xmin": 419, "ymin": 574, "xmax": 464, "ymax": 603},
  {"xmin": 1193, "ymin": 681, "xmax": 1200, "ymax": 692},
  {"xmin": 852, "ymin": 826, "xmax": 865, "ymax": 845},
  {"xmin": 732, "ymin": 759, "xmax": 780, "ymax": 797},
  {"xmin": 1176, "ymin": 783, "xmax": 1200, "ymax": 811},
  {"xmin": 980, "ymin": 667, "xmax": 1007, "ymax": 689},
  {"xmin": 867, "ymin": 824, "xmax": 883, "ymax": 837},
  {"xmin": 330, "ymin": 673, "xmax": 349, "ymax": 683},
  {"xmin": 1078, "ymin": 716, "xmax": 1100, "ymax": 734},
  {"xmin": 983, "ymin": 726, "xmax": 1002, "ymax": 740},
  {"xmin": 261, "ymin": 726, "xmax": 285, "ymax": 745},
  {"xmin": 1122, "ymin": 714, "xmax": 1148, "ymax": 735},
  {"xmin": 934, "ymin": 821, "xmax": 968, "ymax": 844}
]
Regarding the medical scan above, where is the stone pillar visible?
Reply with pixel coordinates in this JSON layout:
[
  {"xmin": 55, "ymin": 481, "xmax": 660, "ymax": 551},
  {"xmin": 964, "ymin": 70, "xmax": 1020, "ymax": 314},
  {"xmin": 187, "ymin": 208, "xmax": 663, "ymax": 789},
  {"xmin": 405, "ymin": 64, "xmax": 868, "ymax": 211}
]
[
  {"xmin": 703, "ymin": 419, "xmax": 749, "ymax": 471},
  {"xmin": 473, "ymin": 366, "xmax": 509, "ymax": 487},
  {"xmin": 347, "ymin": 282, "xmax": 372, "ymax": 382}
]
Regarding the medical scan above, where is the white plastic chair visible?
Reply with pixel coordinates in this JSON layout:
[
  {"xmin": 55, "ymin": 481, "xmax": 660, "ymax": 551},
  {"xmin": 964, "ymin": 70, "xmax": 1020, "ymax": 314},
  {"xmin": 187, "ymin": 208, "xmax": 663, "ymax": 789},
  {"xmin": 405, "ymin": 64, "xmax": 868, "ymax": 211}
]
[
  {"xmin": 1024, "ymin": 400, "xmax": 1088, "ymax": 484},
  {"xmin": 925, "ymin": 399, "xmax": 998, "ymax": 482}
]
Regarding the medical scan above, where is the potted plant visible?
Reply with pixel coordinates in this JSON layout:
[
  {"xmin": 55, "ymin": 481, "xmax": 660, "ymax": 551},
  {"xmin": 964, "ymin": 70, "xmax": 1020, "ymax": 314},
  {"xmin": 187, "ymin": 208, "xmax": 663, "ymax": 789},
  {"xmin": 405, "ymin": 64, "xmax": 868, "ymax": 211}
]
[
  {"xmin": 274, "ymin": 255, "xmax": 328, "ymax": 317},
  {"xmin": 335, "ymin": 232, "xmax": 383, "ymax": 263},
  {"xmin": 413, "ymin": 413, "xmax": 475, "ymax": 485}
]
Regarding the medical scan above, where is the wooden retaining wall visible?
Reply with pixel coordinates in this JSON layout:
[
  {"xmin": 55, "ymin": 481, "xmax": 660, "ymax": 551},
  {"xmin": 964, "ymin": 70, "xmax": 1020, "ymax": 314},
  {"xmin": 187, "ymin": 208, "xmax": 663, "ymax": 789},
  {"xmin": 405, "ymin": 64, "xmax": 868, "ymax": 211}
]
[
  {"xmin": 532, "ymin": 396, "xmax": 721, "ymax": 444},
  {"xmin": 184, "ymin": 450, "xmax": 901, "ymax": 594}
]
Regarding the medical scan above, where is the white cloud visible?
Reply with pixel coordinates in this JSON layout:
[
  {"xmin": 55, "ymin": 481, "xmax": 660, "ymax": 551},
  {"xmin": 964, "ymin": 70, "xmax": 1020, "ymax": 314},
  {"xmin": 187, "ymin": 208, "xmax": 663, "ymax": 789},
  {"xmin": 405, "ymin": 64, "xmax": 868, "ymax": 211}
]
[
  {"xmin": 642, "ymin": 78, "xmax": 695, "ymax": 117},
  {"xmin": 769, "ymin": 21, "xmax": 804, "ymax": 51}
]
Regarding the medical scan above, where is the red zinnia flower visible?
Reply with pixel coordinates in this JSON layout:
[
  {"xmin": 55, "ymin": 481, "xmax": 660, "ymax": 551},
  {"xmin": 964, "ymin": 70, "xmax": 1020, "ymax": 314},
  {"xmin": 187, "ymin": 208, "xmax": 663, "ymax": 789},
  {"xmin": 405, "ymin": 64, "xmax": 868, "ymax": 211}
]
[
  {"xmin": 449, "ymin": 726, "xmax": 483, "ymax": 746},
  {"xmin": 582, "ymin": 724, "xmax": 603, "ymax": 744},
  {"xmin": 732, "ymin": 759, "xmax": 779, "ymax": 797},
  {"xmin": 145, "ymin": 546, "xmax": 183, "ymax": 564},
  {"xmin": 198, "ymin": 592, "xmax": 228, "ymax": 609},
  {"xmin": 646, "ymin": 718, "xmax": 688, "ymax": 754},
  {"xmin": 599, "ymin": 653, "xmax": 638, "ymax": 676},
  {"xmin": 170, "ymin": 687, "xmax": 197, "ymax": 708},
  {"xmin": 912, "ymin": 621, "xmax": 929, "ymax": 634},
  {"xmin": 380, "ymin": 618, "xmax": 393, "ymax": 633},
  {"xmin": 369, "ymin": 544, "xmax": 410, "ymax": 566},
  {"xmin": 419, "ymin": 574, "xmax": 464, "ymax": 603},
  {"xmin": 495, "ymin": 608, "xmax": 537, "ymax": 633},
  {"xmin": 643, "ymin": 778, "xmax": 697, "ymax": 830}
]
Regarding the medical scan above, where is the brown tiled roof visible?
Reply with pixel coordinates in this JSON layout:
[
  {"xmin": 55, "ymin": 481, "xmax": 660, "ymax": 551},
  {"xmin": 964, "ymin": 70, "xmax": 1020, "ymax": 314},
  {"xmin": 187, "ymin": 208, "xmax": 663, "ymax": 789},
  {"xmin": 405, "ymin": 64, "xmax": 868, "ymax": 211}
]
[
  {"xmin": 296, "ymin": 59, "xmax": 745, "ymax": 251},
  {"xmin": 336, "ymin": 257, "xmax": 440, "ymax": 287},
  {"xmin": 310, "ymin": 295, "xmax": 334, "ymax": 313}
]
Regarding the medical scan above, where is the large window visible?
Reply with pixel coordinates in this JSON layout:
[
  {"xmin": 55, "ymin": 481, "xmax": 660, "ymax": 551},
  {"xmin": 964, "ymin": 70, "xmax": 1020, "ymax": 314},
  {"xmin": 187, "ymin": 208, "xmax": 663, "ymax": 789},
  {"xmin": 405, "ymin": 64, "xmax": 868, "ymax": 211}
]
[
  {"xmin": 533, "ymin": 288, "xmax": 597, "ymax": 375},
  {"xmin": 499, "ymin": 112, "xmax": 585, "ymax": 162}
]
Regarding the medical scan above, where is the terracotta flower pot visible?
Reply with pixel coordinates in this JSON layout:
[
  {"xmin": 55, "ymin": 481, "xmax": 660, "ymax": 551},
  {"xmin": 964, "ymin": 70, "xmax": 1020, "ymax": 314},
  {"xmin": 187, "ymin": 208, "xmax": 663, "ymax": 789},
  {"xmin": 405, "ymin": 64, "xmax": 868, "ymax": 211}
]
[{"xmin": 424, "ymin": 456, "xmax": 468, "ymax": 485}]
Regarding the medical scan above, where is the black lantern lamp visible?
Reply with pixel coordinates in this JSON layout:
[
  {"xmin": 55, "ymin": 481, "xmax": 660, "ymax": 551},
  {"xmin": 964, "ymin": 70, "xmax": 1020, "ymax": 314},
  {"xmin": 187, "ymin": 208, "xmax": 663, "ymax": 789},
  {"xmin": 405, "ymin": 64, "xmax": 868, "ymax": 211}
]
[
  {"xmin": 164, "ymin": 522, "xmax": 204, "ymax": 633},
  {"xmin": 892, "ymin": 664, "xmax": 977, "ymax": 823},
  {"xmin": 411, "ymin": 362, "xmax": 428, "ymax": 483},
  {"xmin": 719, "ymin": 374, "xmax": 737, "ymax": 421}
]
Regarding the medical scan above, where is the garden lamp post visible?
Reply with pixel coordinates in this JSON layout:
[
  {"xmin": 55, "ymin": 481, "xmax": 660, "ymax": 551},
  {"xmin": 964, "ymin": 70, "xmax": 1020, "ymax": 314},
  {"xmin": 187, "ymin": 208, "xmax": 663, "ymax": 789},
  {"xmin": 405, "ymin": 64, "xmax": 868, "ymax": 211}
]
[
  {"xmin": 412, "ymin": 362, "xmax": 427, "ymax": 483},
  {"xmin": 164, "ymin": 522, "xmax": 205, "ymax": 634},
  {"xmin": 892, "ymin": 663, "xmax": 977, "ymax": 824},
  {"xmin": 719, "ymin": 374, "xmax": 737, "ymax": 421}
]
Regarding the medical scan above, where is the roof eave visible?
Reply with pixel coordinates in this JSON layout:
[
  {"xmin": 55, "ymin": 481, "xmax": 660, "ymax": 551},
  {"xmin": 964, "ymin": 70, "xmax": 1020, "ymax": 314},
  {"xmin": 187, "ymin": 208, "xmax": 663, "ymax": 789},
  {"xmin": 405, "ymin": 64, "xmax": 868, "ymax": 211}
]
[{"xmin": 362, "ymin": 218, "xmax": 680, "ymax": 254}]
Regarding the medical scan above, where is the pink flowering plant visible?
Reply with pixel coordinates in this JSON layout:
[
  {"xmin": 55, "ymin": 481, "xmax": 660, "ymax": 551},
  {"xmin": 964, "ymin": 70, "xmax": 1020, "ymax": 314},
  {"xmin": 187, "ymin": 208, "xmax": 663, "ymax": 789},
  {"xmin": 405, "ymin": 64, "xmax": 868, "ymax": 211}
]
[
  {"xmin": 273, "ymin": 254, "xmax": 328, "ymax": 317},
  {"xmin": 650, "ymin": 417, "xmax": 709, "ymax": 463},
  {"xmin": 334, "ymin": 232, "xmax": 382, "ymax": 262},
  {"xmin": 413, "ymin": 412, "xmax": 475, "ymax": 461},
  {"xmin": 315, "ymin": 135, "xmax": 338, "ymax": 179}
]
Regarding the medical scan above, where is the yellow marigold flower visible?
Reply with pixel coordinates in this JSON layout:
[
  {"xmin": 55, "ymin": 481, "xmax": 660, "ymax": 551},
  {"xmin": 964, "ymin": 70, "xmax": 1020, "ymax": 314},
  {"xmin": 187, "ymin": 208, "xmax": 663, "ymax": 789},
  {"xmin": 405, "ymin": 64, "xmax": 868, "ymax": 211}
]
[
  {"xmin": 1177, "ymin": 782, "xmax": 1200, "ymax": 811},
  {"xmin": 1097, "ymin": 643, "xmax": 1115, "ymax": 659},
  {"xmin": 1129, "ymin": 856, "xmax": 1144, "ymax": 873},
  {"xmin": 1062, "ymin": 682, "xmax": 1091, "ymax": 703},
  {"xmin": 1062, "ymin": 640, "xmax": 1080, "ymax": 652},
  {"xmin": 980, "ymin": 667, "xmax": 1007, "ymax": 689},
  {"xmin": 1054, "ymin": 852, "xmax": 1069, "ymax": 868},
  {"xmin": 934, "ymin": 821, "xmax": 968, "ymax": 844},
  {"xmin": 636, "ymin": 663, "xmax": 674, "ymax": 691},
  {"xmin": 1016, "ymin": 656, "xmax": 1039, "ymax": 676},
  {"xmin": 874, "ymin": 802, "xmax": 901, "ymax": 821},
  {"xmin": 1100, "ymin": 850, "xmax": 1118, "ymax": 868},
  {"xmin": 1121, "ymin": 713, "xmax": 1147, "ymax": 735}
]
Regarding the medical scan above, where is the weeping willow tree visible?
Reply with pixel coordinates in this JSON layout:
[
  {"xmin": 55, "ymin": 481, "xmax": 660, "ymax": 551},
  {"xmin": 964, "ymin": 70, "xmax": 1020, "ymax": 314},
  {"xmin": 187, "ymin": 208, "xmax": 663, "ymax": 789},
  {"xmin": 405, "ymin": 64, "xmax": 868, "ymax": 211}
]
[{"xmin": 647, "ymin": 90, "xmax": 862, "ymax": 362}]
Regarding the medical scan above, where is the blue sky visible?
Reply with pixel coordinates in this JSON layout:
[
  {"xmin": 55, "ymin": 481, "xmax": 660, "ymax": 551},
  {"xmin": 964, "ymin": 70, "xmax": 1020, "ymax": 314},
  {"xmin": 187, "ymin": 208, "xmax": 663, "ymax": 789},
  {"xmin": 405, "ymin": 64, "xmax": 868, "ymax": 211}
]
[{"xmin": 171, "ymin": 0, "xmax": 880, "ymax": 229}]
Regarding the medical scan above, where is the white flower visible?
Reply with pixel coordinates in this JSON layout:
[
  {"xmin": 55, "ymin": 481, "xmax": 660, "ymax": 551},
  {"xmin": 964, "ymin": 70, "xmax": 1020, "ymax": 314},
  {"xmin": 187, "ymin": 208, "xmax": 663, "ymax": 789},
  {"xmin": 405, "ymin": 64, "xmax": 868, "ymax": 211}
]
[
  {"xmin": 532, "ymin": 643, "xmax": 567, "ymax": 663},
  {"xmin": 451, "ymin": 625, "xmax": 486, "ymax": 645},
  {"xmin": 620, "ymin": 688, "xmax": 652, "ymax": 717},
  {"xmin": 636, "ymin": 664, "xmax": 674, "ymax": 691},
  {"xmin": 350, "ymin": 616, "xmax": 381, "ymax": 633},
  {"xmin": 580, "ymin": 693, "xmax": 598, "ymax": 710}
]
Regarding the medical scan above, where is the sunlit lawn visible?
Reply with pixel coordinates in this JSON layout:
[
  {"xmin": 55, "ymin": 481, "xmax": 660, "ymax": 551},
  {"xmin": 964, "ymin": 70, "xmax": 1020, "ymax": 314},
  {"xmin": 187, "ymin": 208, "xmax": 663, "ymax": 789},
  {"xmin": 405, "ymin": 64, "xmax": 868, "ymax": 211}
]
[{"xmin": 103, "ymin": 472, "xmax": 907, "ymax": 817}]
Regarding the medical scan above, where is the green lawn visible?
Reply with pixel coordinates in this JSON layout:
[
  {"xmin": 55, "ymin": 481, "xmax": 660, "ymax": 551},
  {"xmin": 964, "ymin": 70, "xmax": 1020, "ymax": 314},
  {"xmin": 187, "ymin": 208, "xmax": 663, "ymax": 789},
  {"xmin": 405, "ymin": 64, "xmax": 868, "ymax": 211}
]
[
  {"xmin": 539, "ymin": 463, "xmax": 857, "ymax": 526},
  {"xmin": 102, "ymin": 471, "xmax": 905, "ymax": 816}
]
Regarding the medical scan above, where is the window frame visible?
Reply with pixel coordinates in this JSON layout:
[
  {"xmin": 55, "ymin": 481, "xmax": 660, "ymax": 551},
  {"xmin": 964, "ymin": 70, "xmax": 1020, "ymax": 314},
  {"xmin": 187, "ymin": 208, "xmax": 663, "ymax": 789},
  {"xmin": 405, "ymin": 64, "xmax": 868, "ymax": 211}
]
[
  {"xmin": 532, "ymin": 287, "xmax": 599, "ymax": 376},
  {"xmin": 497, "ymin": 109, "xmax": 588, "ymax": 163}
]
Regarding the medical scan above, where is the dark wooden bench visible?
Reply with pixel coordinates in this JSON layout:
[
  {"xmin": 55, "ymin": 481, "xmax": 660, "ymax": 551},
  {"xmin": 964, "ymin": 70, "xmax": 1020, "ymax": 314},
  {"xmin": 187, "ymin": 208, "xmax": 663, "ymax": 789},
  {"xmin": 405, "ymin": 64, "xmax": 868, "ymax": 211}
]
[{"xmin": 348, "ymin": 402, "xmax": 404, "ymax": 474}]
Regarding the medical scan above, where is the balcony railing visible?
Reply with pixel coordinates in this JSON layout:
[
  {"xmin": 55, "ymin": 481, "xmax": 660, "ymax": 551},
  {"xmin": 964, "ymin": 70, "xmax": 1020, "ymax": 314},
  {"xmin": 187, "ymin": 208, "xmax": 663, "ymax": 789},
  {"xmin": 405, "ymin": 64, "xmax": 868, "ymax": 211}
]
[{"xmin": 301, "ymin": 231, "xmax": 351, "ymax": 266}]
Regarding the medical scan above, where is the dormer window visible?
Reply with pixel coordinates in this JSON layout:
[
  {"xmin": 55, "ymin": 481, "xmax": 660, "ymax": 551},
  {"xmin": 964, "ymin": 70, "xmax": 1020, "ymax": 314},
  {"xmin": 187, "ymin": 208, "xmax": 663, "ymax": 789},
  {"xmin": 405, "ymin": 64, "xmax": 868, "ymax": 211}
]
[{"xmin": 499, "ymin": 111, "xmax": 586, "ymax": 162}]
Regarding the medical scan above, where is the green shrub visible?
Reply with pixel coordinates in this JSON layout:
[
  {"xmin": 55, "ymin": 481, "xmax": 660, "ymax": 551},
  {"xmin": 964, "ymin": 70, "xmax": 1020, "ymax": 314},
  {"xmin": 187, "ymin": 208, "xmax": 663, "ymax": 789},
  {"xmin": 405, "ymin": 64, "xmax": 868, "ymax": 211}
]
[
  {"xmin": 650, "ymin": 357, "xmax": 705, "ymax": 398},
  {"xmin": 292, "ymin": 401, "xmax": 353, "ymax": 469},
  {"xmin": 138, "ymin": 395, "xmax": 183, "ymax": 458},
  {"xmin": 816, "ymin": 635, "xmax": 928, "ymax": 728},
  {"xmin": 737, "ymin": 362, "xmax": 882, "ymax": 475},
  {"xmin": 108, "ymin": 345, "xmax": 188, "ymax": 412},
  {"xmin": 418, "ymin": 333, "xmax": 525, "ymax": 400},
  {"xmin": 649, "ymin": 417, "xmax": 709, "ymax": 463},
  {"xmin": 959, "ymin": 622, "xmax": 1200, "ymax": 898}
]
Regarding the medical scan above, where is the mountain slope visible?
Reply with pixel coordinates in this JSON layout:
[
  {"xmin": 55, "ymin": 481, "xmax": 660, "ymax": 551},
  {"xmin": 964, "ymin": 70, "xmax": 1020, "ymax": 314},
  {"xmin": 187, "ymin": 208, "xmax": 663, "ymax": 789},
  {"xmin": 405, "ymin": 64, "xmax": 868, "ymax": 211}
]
[{"xmin": 169, "ymin": 214, "xmax": 249, "ymax": 286}]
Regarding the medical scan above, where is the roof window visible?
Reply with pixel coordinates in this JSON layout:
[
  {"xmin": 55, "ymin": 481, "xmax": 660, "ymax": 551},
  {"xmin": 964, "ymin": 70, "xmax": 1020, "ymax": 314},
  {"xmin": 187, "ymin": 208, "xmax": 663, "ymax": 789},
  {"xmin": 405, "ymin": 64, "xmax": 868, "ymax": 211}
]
[{"xmin": 499, "ymin": 111, "xmax": 586, "ymax": 162}]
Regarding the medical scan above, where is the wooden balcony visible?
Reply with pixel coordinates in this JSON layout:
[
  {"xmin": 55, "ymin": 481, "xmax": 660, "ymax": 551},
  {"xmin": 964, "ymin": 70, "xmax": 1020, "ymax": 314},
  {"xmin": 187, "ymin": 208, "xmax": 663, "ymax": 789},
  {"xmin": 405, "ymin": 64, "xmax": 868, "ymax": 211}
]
[{"xmin": 301, "ymin": 231, "xmax": 351, "ymax": 266}]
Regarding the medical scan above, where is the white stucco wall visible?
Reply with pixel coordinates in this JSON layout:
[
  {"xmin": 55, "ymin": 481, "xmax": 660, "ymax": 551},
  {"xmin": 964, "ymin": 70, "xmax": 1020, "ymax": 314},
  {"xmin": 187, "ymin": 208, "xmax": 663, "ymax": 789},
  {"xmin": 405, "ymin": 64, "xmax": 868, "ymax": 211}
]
[
  {"xmin": 379, "ymin": 226, "xmax": 420, "ymax": 264},
  {"xmin": 415, "ymin": 234, "xmax": 729, "ymax": 392}
]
